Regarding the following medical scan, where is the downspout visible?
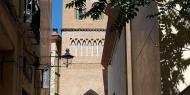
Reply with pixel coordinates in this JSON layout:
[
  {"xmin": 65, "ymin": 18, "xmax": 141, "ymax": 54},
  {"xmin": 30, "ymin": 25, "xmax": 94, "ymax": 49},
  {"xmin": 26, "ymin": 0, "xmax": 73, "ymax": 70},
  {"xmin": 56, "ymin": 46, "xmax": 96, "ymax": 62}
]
[{"xmin": 125, "ymin": 22, "xmax": 133, "ymax": 95}]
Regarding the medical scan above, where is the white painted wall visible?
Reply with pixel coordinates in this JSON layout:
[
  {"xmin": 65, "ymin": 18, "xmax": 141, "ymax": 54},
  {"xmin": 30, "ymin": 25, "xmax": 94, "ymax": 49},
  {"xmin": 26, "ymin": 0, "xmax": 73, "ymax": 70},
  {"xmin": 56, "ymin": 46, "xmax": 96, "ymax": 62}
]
[
  {"xmin": 50, "ymin": 42, "xmax": 59, "ymax": 95},
  {"xmin": 108, "ymin": 31, "xmax": 126, "ymax": 95}
]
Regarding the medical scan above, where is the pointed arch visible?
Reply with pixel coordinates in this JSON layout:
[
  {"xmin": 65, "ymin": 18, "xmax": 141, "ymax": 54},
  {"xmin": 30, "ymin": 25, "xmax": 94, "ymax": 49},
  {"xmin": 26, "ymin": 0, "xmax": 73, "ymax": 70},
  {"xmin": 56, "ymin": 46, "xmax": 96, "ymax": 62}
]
[
  {"xmin": 70, "ymin": 40, "xmax": 76, "ymax": 45},
  {"xmin": 102, "ymin": 39, "xmax": 105, "ymax": 46},
  {"xmin": 98, "ymin": 40, "xmax": 103, "ymax": 46},
  {"xmin": 88, "ymin": 40, "xmax": 92, "ymax": 46},
  {"xmin": 91, "ymin": 39, "xmax": 94, "ymax": 43},
  {"xmin": 93, "ymin": 40, "xmax": 97, "ymax": 46},
  {"xmin": 82, "ymin": 40, "xmax": 86, "ymax": 46},
  {"xmin": 77, "ymin": 40, "xmax": 81, "ymax": 46}
]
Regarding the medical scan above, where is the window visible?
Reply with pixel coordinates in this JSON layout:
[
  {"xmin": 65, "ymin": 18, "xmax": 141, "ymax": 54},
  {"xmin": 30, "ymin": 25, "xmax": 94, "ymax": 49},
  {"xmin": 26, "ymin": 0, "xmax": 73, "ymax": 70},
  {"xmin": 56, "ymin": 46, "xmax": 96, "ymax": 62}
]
[
  {"xmin": 94, "ymin": 13, "xmax": 103, "ymax": 20},
  {"xmin": 24, "ymin": 0, "xmax": 33, "ymax": 23},
  {"xmin": 75, "ymin": 8, "xmax": 86, "ymax": 20},
  {"xmin": 24, "ymin": 0, "xmax": 40, "ymax": 23},
  {"xmin": 42, "ymin": 69, "xmax": 50, "ymax": 88},
  {"xmin": 91, "ymin": 2, "xmax": 103, "ymax": 20}
]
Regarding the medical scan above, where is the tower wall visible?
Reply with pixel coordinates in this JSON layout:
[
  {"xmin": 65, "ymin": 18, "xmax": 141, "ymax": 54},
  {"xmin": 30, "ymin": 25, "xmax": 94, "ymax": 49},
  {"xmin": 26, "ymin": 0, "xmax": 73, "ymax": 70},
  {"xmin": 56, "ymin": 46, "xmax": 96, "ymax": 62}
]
[
  {"xmin": 62, "ymin": 0, "xmax": 107, "ymax": 28},
  {"xmin": 60, "ymin": 0, "xmax": 108, "ymax": 94}
]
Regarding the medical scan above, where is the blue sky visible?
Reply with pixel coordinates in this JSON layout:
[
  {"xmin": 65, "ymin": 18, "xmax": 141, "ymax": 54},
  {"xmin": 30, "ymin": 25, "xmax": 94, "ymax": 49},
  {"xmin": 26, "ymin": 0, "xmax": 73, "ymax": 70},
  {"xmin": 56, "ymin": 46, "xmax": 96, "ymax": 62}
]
[{"xmin": 52, "ymin": 0, "xmax": 62, "ymax": 35}]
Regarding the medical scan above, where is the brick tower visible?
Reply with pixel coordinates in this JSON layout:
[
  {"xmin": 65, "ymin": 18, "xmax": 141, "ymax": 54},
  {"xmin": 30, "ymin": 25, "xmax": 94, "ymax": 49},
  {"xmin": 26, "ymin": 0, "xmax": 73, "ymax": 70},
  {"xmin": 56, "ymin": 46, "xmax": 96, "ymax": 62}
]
[{"xmin": 60, "ymin": 0, "xmax": 107, "ymax": 95}]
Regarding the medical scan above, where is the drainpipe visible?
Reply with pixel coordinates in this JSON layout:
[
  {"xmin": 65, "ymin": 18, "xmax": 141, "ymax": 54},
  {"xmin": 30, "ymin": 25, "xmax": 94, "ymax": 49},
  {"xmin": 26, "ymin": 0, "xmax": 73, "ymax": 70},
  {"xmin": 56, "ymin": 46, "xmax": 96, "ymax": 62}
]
[{"xmin": 125, "ymin": 22, "xmax": 133, "ymax": 95}]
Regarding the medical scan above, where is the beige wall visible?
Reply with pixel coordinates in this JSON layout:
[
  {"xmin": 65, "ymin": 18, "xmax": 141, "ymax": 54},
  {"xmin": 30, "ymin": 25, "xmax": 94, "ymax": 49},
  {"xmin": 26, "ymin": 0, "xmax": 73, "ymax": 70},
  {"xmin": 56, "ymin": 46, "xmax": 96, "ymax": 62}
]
[
  {"xmin": 50, "ymin": 42, "xmax": 57, "ymax": 95},
  {"xmin": 59, "ymin": 63, "xmax": 105, "ymax": 95},
  {"xmin": 131, "ymin": 2, "xmax": 161, "ymax": 95},
  {"xmin": 61, "ymin": 31, "xmax": 106, "ymax": 95},
  {"xmin": 61, "ymin": 30, "xmax": 106, "ymax": 95},
  {"xmin": 61, "ymin": 0, "xmax": 107, "ymax": 94},
  {"xmin": 62, "ymin": 0, "xmax": 107, "ymax": 28},
  {"xmin": 102, "ymin": 1, "xmax": 161, "ymax": 95},
  {"xmin": 50, "ymin": 39, "xmax": 61, "ymax": 95}
]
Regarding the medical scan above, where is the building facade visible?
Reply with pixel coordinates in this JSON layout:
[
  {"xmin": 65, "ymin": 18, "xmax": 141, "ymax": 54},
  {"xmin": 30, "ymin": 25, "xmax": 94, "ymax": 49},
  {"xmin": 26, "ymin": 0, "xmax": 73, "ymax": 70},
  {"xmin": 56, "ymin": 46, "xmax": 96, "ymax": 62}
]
[
  {"xmin": 0, "ymin": 0, "xmax": 41, "ymax": 95},
  {"xmin": 0, "ymin": 0, "xmax": 52, "ymax": 95},
  {"xmin": 60, "ymin": 0, "xmax": 108, "ymax": 95},
  {"xmin": 102, "ymin": 2, "xmax": 161, "ymax": 95},
  {"xmin": 38, "ymin": 0, "xmax": 52, "ymax": 95},
  {"xmin": 50, "ymin": 29, "xmax": 62, "ymax": 95}
]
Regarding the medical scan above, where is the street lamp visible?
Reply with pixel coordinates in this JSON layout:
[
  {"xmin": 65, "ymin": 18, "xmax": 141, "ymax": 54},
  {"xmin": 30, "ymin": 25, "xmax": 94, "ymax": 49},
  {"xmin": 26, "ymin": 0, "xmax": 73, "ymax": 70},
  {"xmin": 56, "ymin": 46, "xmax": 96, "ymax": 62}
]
[
  {"xmin": 33, "ymin": 48, "xmax": 74, "ymax": 68},
  {"xmin": 33, "ymin": 48, "xmax": 74, "ymax": 89},
  {"xmin": 60, "ymin": 48, "xmax": 74, "ymax": 68}
]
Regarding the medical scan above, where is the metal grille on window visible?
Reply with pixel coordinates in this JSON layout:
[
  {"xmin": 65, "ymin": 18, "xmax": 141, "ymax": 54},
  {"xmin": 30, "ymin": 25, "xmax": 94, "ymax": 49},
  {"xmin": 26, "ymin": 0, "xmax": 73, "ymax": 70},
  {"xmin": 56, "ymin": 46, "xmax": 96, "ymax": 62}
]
[{"xmin": 24, "ymin": 0, "xmax": 39, "ymax": 23}]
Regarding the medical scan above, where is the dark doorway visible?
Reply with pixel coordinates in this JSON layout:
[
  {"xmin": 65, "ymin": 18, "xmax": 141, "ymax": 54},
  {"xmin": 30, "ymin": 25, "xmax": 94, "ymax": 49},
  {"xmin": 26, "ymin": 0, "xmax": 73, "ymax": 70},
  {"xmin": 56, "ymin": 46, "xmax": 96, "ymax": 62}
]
[{"xmin": 84, "ymin": 89, "xmax": 99, "ymax": 95}]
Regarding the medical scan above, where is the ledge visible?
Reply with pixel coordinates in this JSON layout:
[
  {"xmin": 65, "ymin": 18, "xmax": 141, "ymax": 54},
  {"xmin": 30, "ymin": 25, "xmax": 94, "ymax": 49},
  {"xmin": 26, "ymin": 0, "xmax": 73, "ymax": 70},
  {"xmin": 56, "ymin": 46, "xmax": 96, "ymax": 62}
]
[{"xmin": 61, "ymin": 28, "xmax": 106, "ymax": 32}]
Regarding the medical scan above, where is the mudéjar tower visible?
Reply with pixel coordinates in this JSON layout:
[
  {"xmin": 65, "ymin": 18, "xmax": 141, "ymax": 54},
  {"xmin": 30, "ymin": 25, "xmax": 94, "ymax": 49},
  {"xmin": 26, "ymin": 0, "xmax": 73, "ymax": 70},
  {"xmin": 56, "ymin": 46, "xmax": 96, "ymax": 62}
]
[{"xmin": 60, "ymin": 0, "xmax": 108, "ymax": 95}]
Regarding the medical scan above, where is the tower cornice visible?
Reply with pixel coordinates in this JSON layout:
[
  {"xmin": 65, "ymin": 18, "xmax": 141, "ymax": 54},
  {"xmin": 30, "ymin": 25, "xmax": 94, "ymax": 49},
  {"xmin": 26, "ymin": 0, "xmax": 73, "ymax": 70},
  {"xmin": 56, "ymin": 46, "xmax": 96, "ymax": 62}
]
[{"xmin": 61, "ymin": 28, "xmax": 106, "ymax": 32}]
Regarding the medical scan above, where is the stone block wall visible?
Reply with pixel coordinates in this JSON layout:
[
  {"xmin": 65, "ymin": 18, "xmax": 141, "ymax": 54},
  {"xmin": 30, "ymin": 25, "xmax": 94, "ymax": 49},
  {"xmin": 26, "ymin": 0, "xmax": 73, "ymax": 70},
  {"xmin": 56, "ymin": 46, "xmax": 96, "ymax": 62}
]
[{"xmin": 59, "ymin": 63, "xmax": 105, "ymax": 95}]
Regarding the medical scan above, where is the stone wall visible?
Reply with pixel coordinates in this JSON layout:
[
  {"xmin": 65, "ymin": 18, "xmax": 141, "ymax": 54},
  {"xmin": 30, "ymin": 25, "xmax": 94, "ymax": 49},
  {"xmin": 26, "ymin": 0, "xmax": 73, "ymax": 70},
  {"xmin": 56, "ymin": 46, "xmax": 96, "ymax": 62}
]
[
  {"xmin": 61, "ymin": 0, "xmax": 107, "ymax": 94},
  {"xmin": 60, "ymin": 30, "xmax": 106, "ymax": 95},
  {"xmin": 62, "ymin": 0, "xmax": 108, "ymax": 29},
  {"xmin": 59, "ymin": 63, "xmax": 105, "ymax": 95}
]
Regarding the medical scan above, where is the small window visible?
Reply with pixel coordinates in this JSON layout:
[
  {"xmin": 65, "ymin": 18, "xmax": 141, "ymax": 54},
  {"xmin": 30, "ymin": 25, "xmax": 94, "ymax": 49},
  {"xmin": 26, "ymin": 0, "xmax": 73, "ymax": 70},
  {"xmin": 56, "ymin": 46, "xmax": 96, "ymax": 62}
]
[
  {"xmin": 94, "ymin": 13, "xmax": 103, "ymax": 20},
  {"xmin": 91, "ymin": 2, "xmax": 103, "ymax": 20},
  {"xmin": 42, "ymin": 69, "xmax": 50, "ymax": 88},
  {"xmin": 24, "ymin": 0, "xmax": 40, "ymax": 23},
  {"xmin": 75, "ymin": 8, "xmax": 86, "ymax": 20}
]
